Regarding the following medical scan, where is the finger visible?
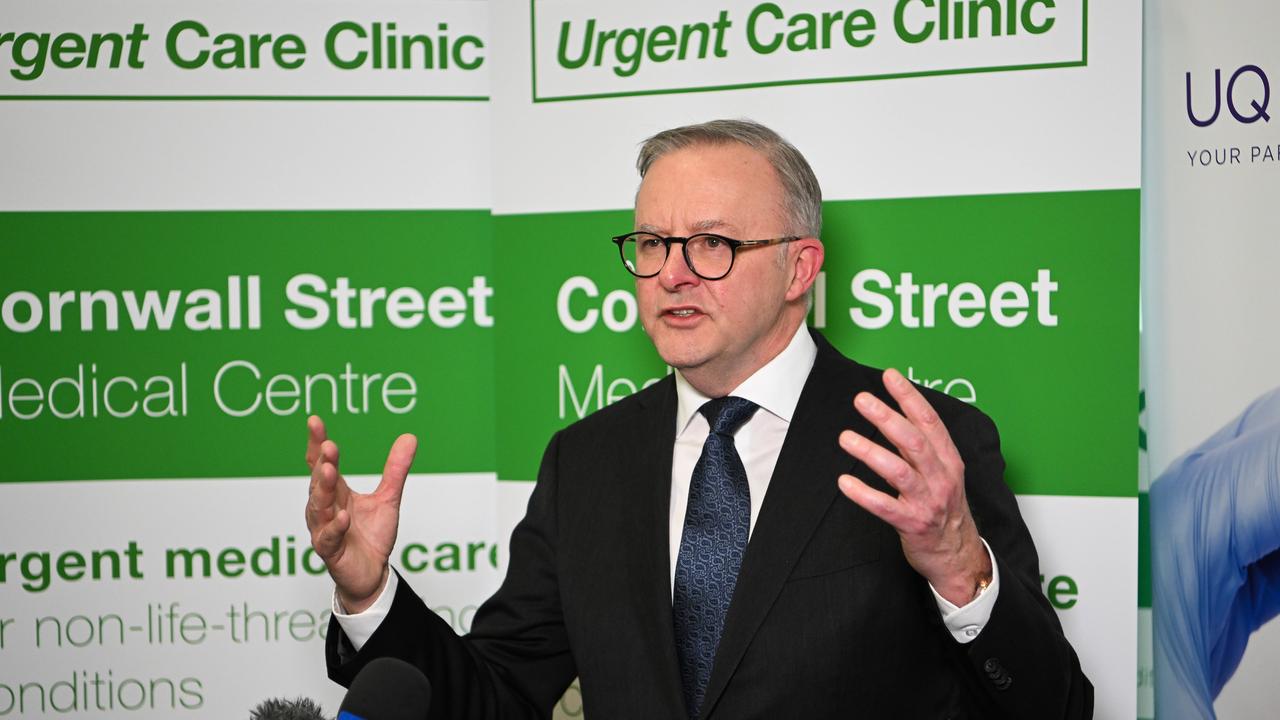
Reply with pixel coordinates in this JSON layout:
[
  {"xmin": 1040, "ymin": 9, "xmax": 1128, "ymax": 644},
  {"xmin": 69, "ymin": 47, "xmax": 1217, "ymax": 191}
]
[
  {"xmin": 306, "ymin": 459, "xmax": 340, "ymax": 530},
  {"xmin": 321, "ymin": 439, "xmax": 340, "ymax": 472},
  {"xmin": 312, "ymin": 508, "xmax": 352, "ymax": 560},
  {"xmin": 305, "ymin": 415, "xmax": 329, "ymax": 470},
  {"xmin": 853, "ymin": 390, "xmax": 946, "ymax": 480},
  {"xmin": 838, "ymin": 473, "xmax": 908, "ymax": 529},
  {"xmin": 375, "ymin": 433, "xmax": 419, "ymax": 506},
  {"xmin": 308, "ymin": 438, "xmax": 342, "ymax": 497},
  {"xmin": 882, "ymin": 368, "xmax": 962, "ymax": 467},
  {"xmin": 308, "ymin": 444, "xmax": 352, "ymax": 521},
  {"xmin": 839, "ymin": 429, "xmax": 922, "ymax": 496}
]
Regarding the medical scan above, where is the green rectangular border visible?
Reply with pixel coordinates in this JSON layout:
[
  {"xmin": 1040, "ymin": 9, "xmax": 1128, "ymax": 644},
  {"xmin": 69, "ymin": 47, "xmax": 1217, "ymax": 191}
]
[{"xmin": 530, "ymin": 0, "xmax": 1088, "ymax": 103}]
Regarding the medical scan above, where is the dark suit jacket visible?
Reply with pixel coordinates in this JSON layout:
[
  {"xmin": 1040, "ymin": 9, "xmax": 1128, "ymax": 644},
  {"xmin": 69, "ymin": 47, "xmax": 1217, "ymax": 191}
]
[{"xmin": 328, "ymin": 331, "xmax": 1092, "ymax": 719}]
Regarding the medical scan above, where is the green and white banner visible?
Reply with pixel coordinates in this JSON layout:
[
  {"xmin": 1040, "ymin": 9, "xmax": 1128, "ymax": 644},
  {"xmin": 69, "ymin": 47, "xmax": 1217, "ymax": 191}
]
[
  {"xmin": 1, "ymin": 2, "xmax": 499, "ymax": 717},
  {"xmin": 491, "ymin": 2, "xmax": 1138, "ymax": 718},
  {"xmin": 2, "ymin": 0, "xmax": 1140, "ymax": 717}
]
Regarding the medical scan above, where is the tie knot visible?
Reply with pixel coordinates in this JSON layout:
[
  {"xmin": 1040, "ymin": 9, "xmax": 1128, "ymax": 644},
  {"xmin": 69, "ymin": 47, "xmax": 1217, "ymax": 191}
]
[{"xmin": 700, "ymin": 396, "xmax": 758, "ymax": 436}]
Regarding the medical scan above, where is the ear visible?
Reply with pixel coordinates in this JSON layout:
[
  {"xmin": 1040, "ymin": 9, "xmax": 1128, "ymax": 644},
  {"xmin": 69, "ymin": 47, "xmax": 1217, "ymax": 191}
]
[{"xmin": 784, "ymin": 238, "xmax": 825, "ymax": 302}]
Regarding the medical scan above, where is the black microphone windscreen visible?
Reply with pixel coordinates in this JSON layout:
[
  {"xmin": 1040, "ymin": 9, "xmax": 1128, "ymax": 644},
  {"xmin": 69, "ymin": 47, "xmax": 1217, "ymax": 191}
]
[
  {"xmin": 338, "ymin": 657, "xmax": 432, "ymax": 720},
  {"xmin": 249, "ymin": 697, "xmax": 328, "ymax": 720}
]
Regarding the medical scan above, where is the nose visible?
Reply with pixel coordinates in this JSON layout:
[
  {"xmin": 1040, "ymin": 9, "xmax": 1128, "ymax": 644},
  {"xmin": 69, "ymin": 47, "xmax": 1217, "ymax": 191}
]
[{"xmin": 658, "ymin": 242, "xmax": 700, "ymax": 291}]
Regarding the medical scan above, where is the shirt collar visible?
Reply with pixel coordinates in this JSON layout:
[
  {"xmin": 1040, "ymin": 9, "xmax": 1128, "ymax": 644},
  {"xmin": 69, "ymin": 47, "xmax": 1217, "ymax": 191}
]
[{"xmin": 673, "ymin": 323, "xmax": 818, "ymax": 435}]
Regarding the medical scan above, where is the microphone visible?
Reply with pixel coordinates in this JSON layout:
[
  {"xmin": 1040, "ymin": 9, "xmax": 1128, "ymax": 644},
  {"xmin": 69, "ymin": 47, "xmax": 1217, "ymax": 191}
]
[
  {"xmin": 249, "ymin": 697, "xmax": 328, "ymax": 720},
  {"xmin": 337, "ymin": 657, "xmax": 433, "ymax": 720}
]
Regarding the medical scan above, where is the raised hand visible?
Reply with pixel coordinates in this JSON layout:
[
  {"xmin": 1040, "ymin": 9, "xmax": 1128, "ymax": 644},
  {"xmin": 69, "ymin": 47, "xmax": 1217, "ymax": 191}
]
[
  {"xmin": 305, "ymin": 415, "xmax": 418, "ymax": 613},
  {"xmin": 836, "ymin": 368, "xmax": 991, "ymax": 607}
]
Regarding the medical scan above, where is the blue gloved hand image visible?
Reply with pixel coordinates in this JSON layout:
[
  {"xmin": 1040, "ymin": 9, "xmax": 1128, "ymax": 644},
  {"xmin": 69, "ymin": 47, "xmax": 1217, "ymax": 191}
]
[{"xmin": 1152, "ymin": 388, "xmax": 1280, "ymax": 719}]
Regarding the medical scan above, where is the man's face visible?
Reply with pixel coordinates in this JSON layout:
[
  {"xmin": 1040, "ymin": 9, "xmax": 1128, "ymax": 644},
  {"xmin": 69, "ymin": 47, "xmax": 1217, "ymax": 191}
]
[{"xmin": 634, "ymin": 142, "xmax": 800, "ymax": 391}]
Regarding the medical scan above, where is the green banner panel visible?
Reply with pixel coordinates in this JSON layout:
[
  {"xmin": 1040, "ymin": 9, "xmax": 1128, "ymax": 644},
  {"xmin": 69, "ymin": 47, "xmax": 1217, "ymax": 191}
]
[
  {"xmin": 0, "ymin": 210, "xmax": 494, "ymax": 481},
  {"xmin": 495, "ymin": 189, "xmax": 1137, "ymax": 499},
  {"xmin": 820, "ymin": 189, "xmax": 1138, "ymax": 497}
]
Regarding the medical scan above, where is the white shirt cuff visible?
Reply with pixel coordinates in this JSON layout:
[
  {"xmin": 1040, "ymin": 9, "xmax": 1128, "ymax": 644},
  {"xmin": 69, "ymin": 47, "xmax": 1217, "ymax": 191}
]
[
  {"xmin": 331, "ymin": 569, "xmax": 398, "ymax": 652},
  {"xmin": 930, "ymin": 538, "xmax": 1000, "ymax": 644}
]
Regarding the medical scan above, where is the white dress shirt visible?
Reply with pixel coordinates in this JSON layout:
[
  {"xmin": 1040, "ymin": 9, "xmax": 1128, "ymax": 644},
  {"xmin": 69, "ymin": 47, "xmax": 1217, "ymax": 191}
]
[{"xmin": 336, "ymin": 323, "xmax": 999, "ymax": 648}]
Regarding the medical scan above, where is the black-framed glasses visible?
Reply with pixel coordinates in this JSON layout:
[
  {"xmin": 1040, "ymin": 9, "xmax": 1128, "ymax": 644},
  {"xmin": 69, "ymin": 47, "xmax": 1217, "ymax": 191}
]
[{"xmin": 611, "ymin": 232, "xmax": 800, "ymax": 280}]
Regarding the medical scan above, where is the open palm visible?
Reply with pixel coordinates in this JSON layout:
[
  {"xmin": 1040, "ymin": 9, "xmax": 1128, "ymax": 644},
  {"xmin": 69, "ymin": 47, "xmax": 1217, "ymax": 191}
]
[{"xmin": 305, "ymin": 415, "xmax": 418, "ymax": 612}]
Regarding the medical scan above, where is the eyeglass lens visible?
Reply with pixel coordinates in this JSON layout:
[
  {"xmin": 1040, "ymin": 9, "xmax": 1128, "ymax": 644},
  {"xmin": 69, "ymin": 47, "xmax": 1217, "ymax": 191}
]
[{"xmin": 621, "ymin": 233, "xmax": 734, "ymax": 278}]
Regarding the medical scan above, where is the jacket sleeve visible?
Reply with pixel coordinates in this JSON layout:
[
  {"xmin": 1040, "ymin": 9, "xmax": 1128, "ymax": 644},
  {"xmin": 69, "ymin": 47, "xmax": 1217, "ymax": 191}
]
[
  {"xmin": 326, "ymin": 431, "xmax": 577, "ymax": 720},
  {"xmin": 955, "ymin": 409, "xmax": 1094, "ymax": 719}
]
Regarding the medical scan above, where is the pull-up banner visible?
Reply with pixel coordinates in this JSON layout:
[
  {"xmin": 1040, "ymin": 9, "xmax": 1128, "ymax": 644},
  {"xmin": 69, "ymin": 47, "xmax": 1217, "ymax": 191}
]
[
  {"xmin": 1146, "ymin": 1, "xmax": 1280, "ymax": 717},
  {"xmin": 490, "ymin": 2, "xmax": 1139, "ymax": 718},
  {"xmin": 0, "ymin": 2, "xmax": 499, "ymax": 717}
]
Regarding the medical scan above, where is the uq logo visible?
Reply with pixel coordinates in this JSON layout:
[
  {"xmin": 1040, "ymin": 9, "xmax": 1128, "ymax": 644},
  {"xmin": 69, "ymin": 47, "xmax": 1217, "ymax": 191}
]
[{"xmin": 1186, "ymin": 65, "xmax": 1271, "ymax": 127}]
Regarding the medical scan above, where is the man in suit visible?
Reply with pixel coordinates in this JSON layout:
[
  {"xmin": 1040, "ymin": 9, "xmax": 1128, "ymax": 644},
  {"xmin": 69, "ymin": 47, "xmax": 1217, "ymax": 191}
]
[{"xmin": 305, "ymin": 119, "xmax": 1091, "ymax": 718}]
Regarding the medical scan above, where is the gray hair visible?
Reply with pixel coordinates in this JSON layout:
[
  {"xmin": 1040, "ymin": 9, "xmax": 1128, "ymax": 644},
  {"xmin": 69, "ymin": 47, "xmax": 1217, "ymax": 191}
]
[{"xmin": 636, "ymin": 119, "xmax": 823, "ymax": 238}]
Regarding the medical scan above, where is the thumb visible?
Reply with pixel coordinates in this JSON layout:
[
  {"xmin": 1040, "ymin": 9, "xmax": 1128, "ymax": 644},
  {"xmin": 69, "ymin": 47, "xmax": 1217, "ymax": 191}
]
[{"xmin": 376, "ymin": 433, "xmax": 418, "ymax": 505}]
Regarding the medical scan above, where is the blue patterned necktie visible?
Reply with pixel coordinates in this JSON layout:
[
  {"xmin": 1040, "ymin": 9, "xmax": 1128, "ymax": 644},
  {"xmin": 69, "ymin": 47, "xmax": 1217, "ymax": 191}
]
[{"xmin": 673, "ymin": 396, "xmax": 759, "ymax": 719}]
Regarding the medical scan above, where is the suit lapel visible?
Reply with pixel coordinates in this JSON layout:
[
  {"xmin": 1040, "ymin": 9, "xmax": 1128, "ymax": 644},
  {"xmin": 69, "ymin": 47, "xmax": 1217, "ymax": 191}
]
[
  {"xmin": 699, "ymin": 332, "xmax": 882, "ymax": 718},
  {"xmin": 628, "ymin": 377, "xmax": 691, "ymax": 718}
]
